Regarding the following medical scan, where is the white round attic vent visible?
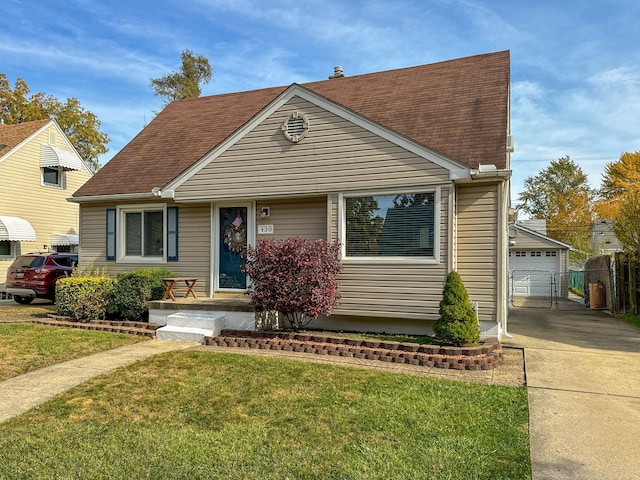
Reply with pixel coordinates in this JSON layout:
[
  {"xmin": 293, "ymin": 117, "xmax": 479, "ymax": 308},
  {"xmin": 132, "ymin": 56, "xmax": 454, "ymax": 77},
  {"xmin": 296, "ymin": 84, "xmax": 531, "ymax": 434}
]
[{"xmin": 281, "ymin": 111, "xmax": 310, "ymax": 143}]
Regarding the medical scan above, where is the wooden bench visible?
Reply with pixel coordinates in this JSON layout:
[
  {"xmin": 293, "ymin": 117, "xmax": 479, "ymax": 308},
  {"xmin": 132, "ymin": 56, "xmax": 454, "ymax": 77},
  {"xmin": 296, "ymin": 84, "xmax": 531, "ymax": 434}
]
[{"xmin": 161, "ymin": 278, "xmax": 198, "ymax": 301}]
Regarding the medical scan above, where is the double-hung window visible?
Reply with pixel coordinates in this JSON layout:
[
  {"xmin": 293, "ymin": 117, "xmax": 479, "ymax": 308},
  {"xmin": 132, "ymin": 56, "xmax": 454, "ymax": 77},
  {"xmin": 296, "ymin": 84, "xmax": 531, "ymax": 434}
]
[
  {"xmin": 124, "ymin": 209, "xmax": 164, "ymax": 257},
  {"xmin": 108, "ymin": 205, "xmax": 178, "ymax": 262},
  {"xmin": 342, "ymin": 190, "xmax": 438, "ymax": 262}
]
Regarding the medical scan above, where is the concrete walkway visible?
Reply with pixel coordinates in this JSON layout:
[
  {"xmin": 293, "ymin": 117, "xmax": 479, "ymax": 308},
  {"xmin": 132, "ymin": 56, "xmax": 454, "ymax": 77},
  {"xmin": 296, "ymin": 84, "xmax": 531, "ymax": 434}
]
[
  {"xmin": 504, "ymin": 303, "xmax": 640, "ymax": 480},
  {"xmin": 0, "ymin": 339, "xmax": 194, "ymax": 423}
]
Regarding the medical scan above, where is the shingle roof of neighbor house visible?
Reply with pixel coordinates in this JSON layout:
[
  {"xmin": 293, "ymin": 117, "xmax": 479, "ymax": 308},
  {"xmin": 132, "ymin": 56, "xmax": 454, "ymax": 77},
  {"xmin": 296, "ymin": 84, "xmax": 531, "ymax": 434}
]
[
  {"xmin": 74, "ymin": 50, "xmax": 510, "ymax": 198},
  {"xmin": 0, "ymin": 119, "xmax": 51, "ymax": 158}
]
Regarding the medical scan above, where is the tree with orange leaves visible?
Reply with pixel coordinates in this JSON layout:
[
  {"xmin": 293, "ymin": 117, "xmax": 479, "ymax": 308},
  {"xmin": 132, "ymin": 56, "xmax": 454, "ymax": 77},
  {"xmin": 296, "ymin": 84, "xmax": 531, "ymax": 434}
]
[{"xmin": 597, "ymin": 151, "xmax": 640, "ymax": 220}]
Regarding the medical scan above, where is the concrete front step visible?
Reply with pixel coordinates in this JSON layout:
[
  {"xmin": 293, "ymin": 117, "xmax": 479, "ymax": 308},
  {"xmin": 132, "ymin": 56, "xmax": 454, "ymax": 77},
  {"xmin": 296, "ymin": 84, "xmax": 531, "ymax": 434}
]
[
  {"xmin": 156, "ymin": 312, "xmax": 226, "ymax": 343},
  {"xmin": 164, "ymin": 312, "xmax": 225, "ymax": 330},
  {"xmin": 156, "ymin": 326, "xmax": 215, "ymax": 343},
  {"xmin": 148, "ymin": 298, "xmax": 255, "ymax": 330}
]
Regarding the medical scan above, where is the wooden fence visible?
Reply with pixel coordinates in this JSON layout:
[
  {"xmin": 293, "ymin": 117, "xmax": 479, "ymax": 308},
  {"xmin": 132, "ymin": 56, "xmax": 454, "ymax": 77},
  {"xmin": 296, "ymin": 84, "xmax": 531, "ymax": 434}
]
[{"xmin": 614, "ymin": 253, "xmax": 640, "ymax": 314}]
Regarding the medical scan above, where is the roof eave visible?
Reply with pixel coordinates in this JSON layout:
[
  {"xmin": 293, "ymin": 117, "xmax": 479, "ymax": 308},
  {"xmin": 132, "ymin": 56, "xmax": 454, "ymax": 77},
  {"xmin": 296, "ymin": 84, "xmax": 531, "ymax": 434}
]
[{"xmin": 68, "ymin": 192, "xmax": 159, "ymax": 204}]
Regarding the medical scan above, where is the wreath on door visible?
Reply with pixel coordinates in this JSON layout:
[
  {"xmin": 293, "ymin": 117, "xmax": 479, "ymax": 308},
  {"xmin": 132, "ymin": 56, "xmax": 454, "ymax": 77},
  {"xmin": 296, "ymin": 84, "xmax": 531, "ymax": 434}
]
[{"xmin": 224, "ymin": 216, "xmax": 247, "ymax": 252}]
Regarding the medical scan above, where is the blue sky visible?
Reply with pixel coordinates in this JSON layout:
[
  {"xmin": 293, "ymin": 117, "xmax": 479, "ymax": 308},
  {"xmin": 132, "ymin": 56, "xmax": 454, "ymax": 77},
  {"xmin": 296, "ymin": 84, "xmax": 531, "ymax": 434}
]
[{"xmin": 2, "ymin": 0, "xmax": 639, "ymax": 207}]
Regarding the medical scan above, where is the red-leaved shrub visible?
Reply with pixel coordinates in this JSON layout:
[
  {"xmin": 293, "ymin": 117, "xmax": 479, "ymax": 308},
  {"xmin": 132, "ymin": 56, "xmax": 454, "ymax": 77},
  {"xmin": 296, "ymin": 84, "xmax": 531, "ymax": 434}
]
[{"xmin": 242, "ymin": 236, "xmax": 342, "ymax": 331}]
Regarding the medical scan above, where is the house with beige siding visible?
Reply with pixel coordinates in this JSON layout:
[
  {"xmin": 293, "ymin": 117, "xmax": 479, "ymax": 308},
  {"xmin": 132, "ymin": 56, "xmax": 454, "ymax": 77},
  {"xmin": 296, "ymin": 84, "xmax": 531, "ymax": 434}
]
[
  {"xmin": 0, "ymin": 119, "xmax": 93, "ymax": 294},
  {"xmin": 71, "ymin": 51, "xmax": 513, "ymax": 338}
]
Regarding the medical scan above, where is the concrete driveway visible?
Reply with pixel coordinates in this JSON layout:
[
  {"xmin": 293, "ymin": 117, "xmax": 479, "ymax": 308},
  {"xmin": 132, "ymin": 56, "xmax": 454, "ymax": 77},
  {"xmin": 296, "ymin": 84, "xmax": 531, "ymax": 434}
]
[{"xmin": 504, "ymin": 302, "xmax": 640, "ymax": 480}]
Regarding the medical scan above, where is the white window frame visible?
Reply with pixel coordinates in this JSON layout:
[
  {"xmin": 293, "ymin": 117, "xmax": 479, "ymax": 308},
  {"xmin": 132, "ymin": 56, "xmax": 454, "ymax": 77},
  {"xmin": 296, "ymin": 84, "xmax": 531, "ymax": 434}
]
[
  {"xmin": 339, "ymin": 187, "xmax": 441, "ymax": 265},
  {"xmin": 41, "ymin": 166, "xmax": 66, "ymax": 189},
  {"xmin": 117, "ymin": 203, "xmax": 167, "ymax": 264}
]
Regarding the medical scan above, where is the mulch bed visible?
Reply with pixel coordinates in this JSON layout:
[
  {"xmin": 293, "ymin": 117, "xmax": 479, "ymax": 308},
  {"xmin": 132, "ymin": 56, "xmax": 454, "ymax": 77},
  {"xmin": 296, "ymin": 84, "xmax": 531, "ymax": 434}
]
[{"xmin": 207, "ymin": 329, "xmax": 503, "ymax": 370}]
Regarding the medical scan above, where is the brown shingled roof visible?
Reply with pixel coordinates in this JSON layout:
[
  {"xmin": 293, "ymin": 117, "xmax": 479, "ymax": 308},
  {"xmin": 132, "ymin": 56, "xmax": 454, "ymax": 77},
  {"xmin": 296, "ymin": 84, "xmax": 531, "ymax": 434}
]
[
  {"xmin": 0, "ymin": 119, "xmax": 52, "ymax": 157},
  {"xmin": 74, "ymin": 50, "xmax": 509, "ymax": 198}
]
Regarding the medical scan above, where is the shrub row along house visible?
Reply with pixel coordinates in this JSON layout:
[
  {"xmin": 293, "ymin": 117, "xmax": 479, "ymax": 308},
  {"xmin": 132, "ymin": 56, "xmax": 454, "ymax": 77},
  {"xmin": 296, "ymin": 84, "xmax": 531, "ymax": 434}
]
[{"xmin": 71, "ymin": 50, "xmax": 513, "ymax": 338}]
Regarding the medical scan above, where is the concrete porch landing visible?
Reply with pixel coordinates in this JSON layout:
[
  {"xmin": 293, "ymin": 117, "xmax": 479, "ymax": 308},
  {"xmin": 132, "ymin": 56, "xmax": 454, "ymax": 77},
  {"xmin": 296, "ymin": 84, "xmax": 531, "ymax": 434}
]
[{"xmin": 148, "ymin": 297, "xmax": 256, "ymax": 337}]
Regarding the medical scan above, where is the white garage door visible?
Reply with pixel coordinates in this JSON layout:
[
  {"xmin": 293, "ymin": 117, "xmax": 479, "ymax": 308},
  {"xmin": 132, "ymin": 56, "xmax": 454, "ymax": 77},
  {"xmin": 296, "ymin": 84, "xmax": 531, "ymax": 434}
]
[{"xmin": 509, "ymin": 250, "xmax": 559, "ymax": 297}]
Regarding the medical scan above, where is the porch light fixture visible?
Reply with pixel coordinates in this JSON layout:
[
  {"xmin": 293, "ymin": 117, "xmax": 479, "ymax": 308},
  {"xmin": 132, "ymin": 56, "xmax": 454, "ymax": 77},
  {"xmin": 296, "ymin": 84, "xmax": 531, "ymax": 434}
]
[{"xmin": 260, "ymin": 207, "xmax": 271, "ymax": 219}]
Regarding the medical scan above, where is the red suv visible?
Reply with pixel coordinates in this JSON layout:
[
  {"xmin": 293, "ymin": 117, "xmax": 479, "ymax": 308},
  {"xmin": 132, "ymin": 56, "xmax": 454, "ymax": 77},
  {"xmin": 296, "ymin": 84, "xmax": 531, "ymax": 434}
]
[{"xmin": 5, "ymin": 253, "xmax": 78, "ymax": 304}]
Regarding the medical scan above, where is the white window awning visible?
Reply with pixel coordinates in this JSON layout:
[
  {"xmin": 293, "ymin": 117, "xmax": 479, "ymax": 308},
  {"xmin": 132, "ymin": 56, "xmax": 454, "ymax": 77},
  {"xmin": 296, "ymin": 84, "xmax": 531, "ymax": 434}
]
[
  {"xmin": 50, "ymin": 233, "xmax": 79, "ymax": 246},
  {"xmin": 40, "ymin": 145, "xmax": 83, "ymax": 171},
  {"xmin": 0, "ymin": 216, "xmax": 36, "ymax": 241}
]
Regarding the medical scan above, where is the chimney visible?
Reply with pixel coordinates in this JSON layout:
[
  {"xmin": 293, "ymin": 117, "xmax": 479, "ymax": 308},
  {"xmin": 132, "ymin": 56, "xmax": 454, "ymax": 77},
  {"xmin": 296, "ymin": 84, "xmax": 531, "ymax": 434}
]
[{"xmin": 329, "ymin": 66, "xmax": 344, "ymax": 79}]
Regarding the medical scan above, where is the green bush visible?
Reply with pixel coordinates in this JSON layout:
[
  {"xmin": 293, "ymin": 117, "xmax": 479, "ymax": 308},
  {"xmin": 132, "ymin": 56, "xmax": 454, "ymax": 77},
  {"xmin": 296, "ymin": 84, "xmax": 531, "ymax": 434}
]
[
  {"xmin": 433, "ymin": 271, "xmax": 480, "ymax": 346},
  {"xmin": 56, "ymin": 276, "xmax": 116, "ymax": 321},
  {"xmin": 109, "ymin": 267, "xmax": 174, "ymax": 320}
]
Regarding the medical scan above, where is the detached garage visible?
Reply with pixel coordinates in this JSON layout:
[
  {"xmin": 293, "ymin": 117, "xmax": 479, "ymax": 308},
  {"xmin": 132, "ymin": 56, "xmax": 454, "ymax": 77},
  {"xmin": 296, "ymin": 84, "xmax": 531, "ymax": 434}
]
[{"xmin": 508, "ymin": 223, "xmax": 571, "ymax": 299}]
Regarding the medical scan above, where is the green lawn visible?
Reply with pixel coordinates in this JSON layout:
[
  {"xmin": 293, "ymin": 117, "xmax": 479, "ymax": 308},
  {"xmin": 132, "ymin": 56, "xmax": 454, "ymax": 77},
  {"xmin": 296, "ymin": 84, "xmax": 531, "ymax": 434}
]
[
  {"xmin": 0, "ymin": 350, "xmax": 531, "ymax": 479},
  {"xmin": 619, "ymin": 313, "xmax": 640, "ymax": 330},
  {"xmin": 0, "ymin": 323, "xmax": 147, "ymax": 381}
]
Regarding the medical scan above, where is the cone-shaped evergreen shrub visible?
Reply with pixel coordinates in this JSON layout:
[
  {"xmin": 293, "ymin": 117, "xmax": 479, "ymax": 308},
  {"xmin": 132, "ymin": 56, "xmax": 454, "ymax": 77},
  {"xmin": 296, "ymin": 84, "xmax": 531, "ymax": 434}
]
[{"xmin": 433, "ymin": 271, "xmax": 480, "ymax": 346}]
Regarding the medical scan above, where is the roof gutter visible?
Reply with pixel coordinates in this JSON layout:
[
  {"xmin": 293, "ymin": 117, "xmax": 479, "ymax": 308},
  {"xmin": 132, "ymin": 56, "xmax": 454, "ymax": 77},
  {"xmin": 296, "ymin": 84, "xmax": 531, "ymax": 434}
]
[
  {"xmin": 67, "ymin": 192, "xmax": 160, "ymax": 204},
  {"xmin": 470, "ymin": 164, "xmax": 511, "ymax": 180}
]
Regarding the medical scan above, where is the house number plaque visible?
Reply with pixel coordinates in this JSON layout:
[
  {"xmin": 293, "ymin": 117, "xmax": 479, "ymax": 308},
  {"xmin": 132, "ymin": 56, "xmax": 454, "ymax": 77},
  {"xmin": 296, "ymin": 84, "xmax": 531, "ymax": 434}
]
[{"xmin": 258, "ymin": 225, "xmax": 274, "ymax": 235}]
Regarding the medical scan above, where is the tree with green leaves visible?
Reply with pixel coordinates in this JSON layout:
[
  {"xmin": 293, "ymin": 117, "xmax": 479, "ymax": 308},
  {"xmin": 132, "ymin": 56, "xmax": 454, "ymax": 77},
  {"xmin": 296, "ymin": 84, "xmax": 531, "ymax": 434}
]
[
  {"xmin": 517, "ymin": 156, "xmax": 594, "ymax": 260},
  {"xmin": 150, "ymin": 49, "xmax": 212, "ymax": 104},
  {"xmin": 0, "ymin": 74, "xmax": 109, "ymax": 172},
  {"xmin": 612, "ymin": 188, "xmax": 640, "ymax": 255}
]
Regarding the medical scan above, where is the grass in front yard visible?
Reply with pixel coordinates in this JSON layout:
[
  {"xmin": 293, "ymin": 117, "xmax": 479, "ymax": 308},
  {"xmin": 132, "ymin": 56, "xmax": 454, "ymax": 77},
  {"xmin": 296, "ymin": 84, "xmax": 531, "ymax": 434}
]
[
  {"xmin": 0, "ymin": 323, "xmax": 147, "ymax": 381},
  {"xmin": 0, "ymin": 351, "xmax": 530, "ymax": 479}
]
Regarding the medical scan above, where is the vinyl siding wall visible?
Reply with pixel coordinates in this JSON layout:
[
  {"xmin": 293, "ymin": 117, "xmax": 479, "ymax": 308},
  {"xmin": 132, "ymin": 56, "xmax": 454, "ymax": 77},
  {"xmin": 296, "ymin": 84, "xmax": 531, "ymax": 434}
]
[
  {"xmin": 77, "ymin": 96, "xmax": 467, "ymax": 328},
  {"xmin": 175, "ymin": 96, "xmax": 451, "ymax": 200},
  {"xmin": 256, "ymin": 197, "xmax": 327, "ymax": 241},
  {"xmin": 328, "ymin": 189, "xmax": 450, "ymax": 321},
  {"xmin": 171, "ymin": 96, "xmax": 454, "ymax": 320},
  {"xmin": 456, "ymin": 183, "xmax": 499, "ymax": 323},
  {"xmin": 0, "ymin": 124, "xmax": 91, "ymax": 282},
  {"xmin": 79, "ymin": 202, "xmax": 212, "ymax": 295},
  {"xmin": 512, "ymin": 230, "xmax": 554, "ymax": 249},
  {"xmin": 80, "ymin": 199, "xmax": 328, "ymax": 296}
]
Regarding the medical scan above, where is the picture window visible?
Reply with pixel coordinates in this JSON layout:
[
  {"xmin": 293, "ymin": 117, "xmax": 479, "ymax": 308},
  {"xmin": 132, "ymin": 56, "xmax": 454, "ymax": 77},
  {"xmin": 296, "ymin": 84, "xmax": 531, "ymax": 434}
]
[{"xmin": 344, "ymin": 192, "xmax": 435, "ymax": 259}]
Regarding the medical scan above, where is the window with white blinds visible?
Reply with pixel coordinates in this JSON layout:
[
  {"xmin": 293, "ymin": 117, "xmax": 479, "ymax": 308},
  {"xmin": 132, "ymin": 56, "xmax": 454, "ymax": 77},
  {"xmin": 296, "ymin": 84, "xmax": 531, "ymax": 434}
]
[{"xmin": 345, "ymin": 192, "xmax": 435, "ymax": 258}]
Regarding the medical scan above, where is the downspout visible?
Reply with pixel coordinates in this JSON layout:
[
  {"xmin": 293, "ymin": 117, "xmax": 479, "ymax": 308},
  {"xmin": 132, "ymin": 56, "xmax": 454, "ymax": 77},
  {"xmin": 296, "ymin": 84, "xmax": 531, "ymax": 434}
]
[
  {"xmin": 502, "ymin": 89, "xmax": 514, "ymax": 339},
  {"xmin": 501, "ymin": 177, "xmax": 513, "ymax": 339}
]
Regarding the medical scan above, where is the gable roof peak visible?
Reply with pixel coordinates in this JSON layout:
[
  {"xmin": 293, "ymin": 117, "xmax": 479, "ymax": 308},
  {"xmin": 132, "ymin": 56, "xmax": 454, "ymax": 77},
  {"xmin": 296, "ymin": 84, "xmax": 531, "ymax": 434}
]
[{"xmin": 0, "ymin": 118, "xmax": 53, "ymax": 157}]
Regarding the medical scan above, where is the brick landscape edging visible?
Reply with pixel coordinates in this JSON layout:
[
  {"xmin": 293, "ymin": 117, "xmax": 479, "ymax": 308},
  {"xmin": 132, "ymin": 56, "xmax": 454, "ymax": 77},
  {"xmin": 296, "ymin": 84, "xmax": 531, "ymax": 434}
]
[
  {"xmin": 32, "ymin": 317, "xmax": 502, "ymax": 370},
  {"xmin": 33, "ymin": 315, "xmax": 159, "ymax": 338},
  {"xmin": 205, "ymin": 329, "xmax": 503, "ymax": 370}
]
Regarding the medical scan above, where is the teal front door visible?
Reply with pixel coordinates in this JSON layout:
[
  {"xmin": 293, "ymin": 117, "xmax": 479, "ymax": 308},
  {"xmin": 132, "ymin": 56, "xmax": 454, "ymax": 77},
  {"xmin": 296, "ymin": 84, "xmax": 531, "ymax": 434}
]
[{"xmin": 218, "ymin": 206, "xmax": 248, "ymax": 289}]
